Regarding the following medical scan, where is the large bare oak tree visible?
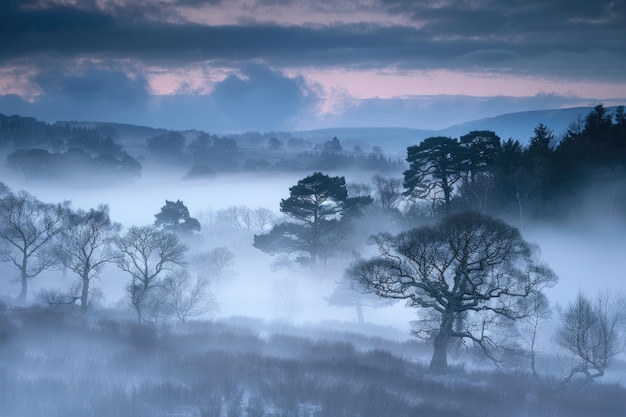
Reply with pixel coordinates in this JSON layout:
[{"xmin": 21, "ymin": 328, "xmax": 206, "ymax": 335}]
[{"xmin": 348, "ymin": 211, "xmax": 557, "ymax": 372}]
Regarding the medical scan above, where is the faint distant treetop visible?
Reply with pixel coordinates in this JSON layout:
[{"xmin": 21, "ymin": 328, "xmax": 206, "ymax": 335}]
[
  {"xmin": 146, "ymin": 131, "xmax": 186, "ymax": 163},
  {"xmin": 286, "ymin": 137, "xmax": 312, "ymax": 150},
  {"xmin": 322, "ymin": 137, "xmax": 343, "ymax": 152},
  {"xmin": 267, "ymin": 137, "xmax": 284, "ymax": 150},
  {"xmin": 154, "ymin": 200, "xmax": 201, "ymax": 235}
]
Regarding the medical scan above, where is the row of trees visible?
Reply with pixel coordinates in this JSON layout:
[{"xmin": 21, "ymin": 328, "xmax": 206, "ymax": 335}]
[
  {"xmin": 402, "ymin": 105, "xmax": 626, "ymax": 221},
  {"xmin": 1, "ymin": 115, "xmax": 142, "ymax": 183},
  {"xmin": 6, "ymin": 147, "xmax": 141, "ymax": 182},
  {"xmin": 0, "ymin": 113, "xmax": 118, "ymax": 151},
  {"xmin": 0, "ymin": 188, "xmax": 222, "ymax": 323}
]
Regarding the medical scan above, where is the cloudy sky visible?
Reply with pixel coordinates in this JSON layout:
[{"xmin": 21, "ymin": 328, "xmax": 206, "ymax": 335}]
[{"xmin": 1, "ymin": 0, "xmax": 625, "ymax": 132}]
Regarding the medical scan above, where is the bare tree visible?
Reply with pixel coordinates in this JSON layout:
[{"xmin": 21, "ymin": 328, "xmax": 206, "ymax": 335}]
[
  {"xmin": 115, "ymin": 225, "xmax": 187, "ymax": 323},
  {"xmin": 219, "ymin": 206, "xmax": 255, "ymax": 235},
  {"xmin": 518, "ymin": 294, "xmax": 553, "ymax": 381},
  {"xmin": 217, "ymin": 206, "xmax": 278, "ymax": 238},
  {"xmin": 348, "ymin": 211, "xmax": 557, "ymax": 372},
  {"xmin": 163, "ymin": 269, "xmax": 217, "ymax": 323},
  {"xmin": 141, "ymin": 283, "xmax": 173, "ymax": 326},
  {"xmin": 251, "ymin": 207, "xmax": 278, "ymax": 235},
  {"xmin": 347, "ymin": 182, "xmax": 373, "ymax": 199},
  {"xmin": 54, "ymin": 205, "xmax": 121, "ymax": 313},
  {"xmin": 372, "ymin": 175, "xmax": 404, "ymax": 214},
  {"xmin": 198, "ymin": 206, "xmax": 277, "ymax": 247},
  {"xmin": 556, "ymin": 292, "xmax": 626, "ymax": 390},
  {"xmin": 191, "ymin": 246, "xmax": 235, "ymax": 282},
  {"xmin": 326, "ymin": 272, "xmax": 391, "ymax": 324},
  {"xmin": 0, "ymin": 191, "xmax": 68, "ymax": 300}
]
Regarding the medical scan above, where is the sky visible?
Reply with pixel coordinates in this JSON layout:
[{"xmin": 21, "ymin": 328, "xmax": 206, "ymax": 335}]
[{"xmin": 1, "ymin": 0, "xmax": 625, "ymax": 132}]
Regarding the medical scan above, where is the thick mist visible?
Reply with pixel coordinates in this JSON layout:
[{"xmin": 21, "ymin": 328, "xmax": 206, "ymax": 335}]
[
  {"xmin": 0, "ymin": 166, "xmax": 413, "ymax": 331},
  {"xmin": 3, "ymin": 164, "xmax": 623, "ymax": 336},
  {"xmin": 1, "ymin": 158, "xmax": 626, "ymax": 416}
]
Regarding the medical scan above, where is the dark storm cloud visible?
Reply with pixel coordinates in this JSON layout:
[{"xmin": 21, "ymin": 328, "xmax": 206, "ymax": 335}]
[
  {"xmin": 210, "ymin": 63, "xmax": 318, "ymax": 131},
  {"xmin": 0, "ymin": 65, "xmax": 151, "ymax": 123},
  {"xmin": 34, "ymin": 67, "xmax": 150, "ymax": 104},
  {"xmin": 0, "ymin": 62, "xmax": 316, "ymax": 131},
  {"xmin": 0, "ymin": 0, "xmax": 624, "ymax": 82}
]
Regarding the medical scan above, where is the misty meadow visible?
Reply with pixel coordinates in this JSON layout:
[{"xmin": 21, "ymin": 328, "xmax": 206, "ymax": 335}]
[{"xmin": 0, "ymin": 104, "xmax": 624, "ymax": 417}]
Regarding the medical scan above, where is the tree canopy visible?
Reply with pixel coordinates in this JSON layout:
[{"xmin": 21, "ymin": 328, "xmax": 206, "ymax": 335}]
[
  {"xmin": 0, "ymin": 191, "xmax": 68, "ymax": 300},
  {"xmin": 115, "ymin": 225, "xmax": 188, "ymax": 323},
  {"xmin": 254, "ymin": 172, "xmax": 372, "ymax": 269},
  {"xmin": 403, "ymin": 136, "xmax": 462, "ymax": 214},
  {"xmin": 154, "ymin": 200, "xmax": 201, "ymax": 235},
  {"xmin": 54, "ymin": 205, "xmax": 121, "ymax": 313},
  {"xmin": 348, "ymin": 211, "xmax": 557, "ymax": 372}
]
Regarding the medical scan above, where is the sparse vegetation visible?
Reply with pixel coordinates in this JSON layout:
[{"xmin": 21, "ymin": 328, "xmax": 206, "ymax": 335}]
[{"xmin": 0, "ymin": 304, "xmax": 624, "ymax": 417}]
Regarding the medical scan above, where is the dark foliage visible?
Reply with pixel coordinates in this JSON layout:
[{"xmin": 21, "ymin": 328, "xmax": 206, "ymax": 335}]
[
  {"xmin": 400, "ymin": 106, "xmax": 626, "ymax": 221},
  {"xmin": 6, "ymin": 147, "xmax": 141, "ymax": 183},
  {"xmin": 146, "ymin": 131, "xmax": 186, "ymax": 163},
  {"xmin": 349, "ymin": 211, "xmax": 557, "ymax": 372},
  {"xmin": 254, "ymin": 172, "xmax": 372, "ymax": 268},
  {"xmin": 154, "ymin": 200, "xmax": 201, "ymax": 235},
  {"xmin": 1, "ymin": 114, "xmax": 140, "ymax": 183}
]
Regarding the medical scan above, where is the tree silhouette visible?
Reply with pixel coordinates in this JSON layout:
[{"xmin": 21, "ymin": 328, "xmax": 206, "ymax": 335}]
[
  {"xmin": 254, "ymin": 172, "xmax": 372, "ymax": 269},
  {"xmin": 115, "ymin": 225, "xmax": 187, "ymax": 323},
  {"xmin": 54, "ymin": 205, "xmax": 121, "ymax": 313},
  {"xmin": 0, "ymin": 191, "xmax": 68, "ymax": 300},
  {"xmin": 348, "ymin": 211, "xmax": 557, "ymax": 372},
  {"xmin": 154, "ymin": 200, "xmax": 201, "ymax": 235},
  {"xmin": 403, "ymin": 136, "xmax": 462, "ymax": 214}
]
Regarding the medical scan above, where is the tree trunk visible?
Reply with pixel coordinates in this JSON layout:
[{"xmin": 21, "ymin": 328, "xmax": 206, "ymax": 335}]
[
  {"xmin": 80, "ymin": 263, "xmax": 91, "ymax": 314},
  {"xmin": 80, "ymin": 275, "xmax": 90, "ymax": 314},
  {"xmin": 429, "ymin": 308, "xmax": 455, "ymax": 372},
  {"xmin": 18, "ymin": 268, "xmax": 27, "ymax": 301},
  {"xmin": 429, "ymin": 331, "xmax": 451, "ymax": 372},
  {"xmin": 443, "ymin": 182, "xmax": 452, "ymax": 215}
]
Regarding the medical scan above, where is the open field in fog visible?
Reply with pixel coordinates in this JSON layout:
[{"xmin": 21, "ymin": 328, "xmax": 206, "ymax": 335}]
[{"xmin": 1, "ymin": 304, "xmax": 626, "ymax": 417}]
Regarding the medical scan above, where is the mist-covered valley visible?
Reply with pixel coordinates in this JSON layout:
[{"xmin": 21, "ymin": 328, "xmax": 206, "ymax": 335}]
[{"xmin": 0, "ymin": 106, "xmax": 625, "ymax": 416}]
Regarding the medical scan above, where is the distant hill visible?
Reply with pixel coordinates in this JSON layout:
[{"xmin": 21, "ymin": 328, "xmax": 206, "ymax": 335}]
[
  {"xmin": 436, "ymin": 106, "xmax": 617, "ymax": 141},
  {"xmin": 289, "ymin": 106, "xmax": 623, "ymax": 155},
  {"xmin": 54, "ymin": 120, "xmax": 169, "ymax": 139},
  {"xmin": 3, "ymin": 105, "xmax": 621, "ymax": 157}
]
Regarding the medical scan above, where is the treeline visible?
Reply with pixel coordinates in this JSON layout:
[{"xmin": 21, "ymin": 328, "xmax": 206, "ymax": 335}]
[
  {"xmin": 0, "ymin": 189, "xmax": 234, "ymax": 324},
  {"xmin": 145, "ymin": 131, "xmax": 403, "ymax": 176},
  {"xmin": 0, "ymin": 113, "xmax": 141, "ymax": 182},
  {"xmin": 0, "ymin": 114, "xmax": 403, "ymax": 181},
  {"xmin": 402, "ymin": 104, "xmax": 626, "ymax": 221}
]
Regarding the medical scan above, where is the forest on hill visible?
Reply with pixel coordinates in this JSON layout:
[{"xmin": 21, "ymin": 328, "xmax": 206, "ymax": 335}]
[{"xmin": 1, "ymin": 104, "xmax": 624, "ymax": 222}]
